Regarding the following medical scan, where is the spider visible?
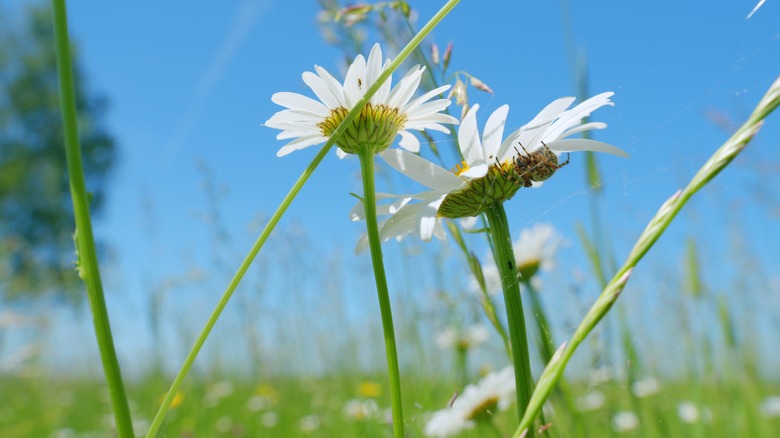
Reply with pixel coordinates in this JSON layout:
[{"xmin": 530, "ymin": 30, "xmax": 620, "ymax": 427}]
[{"xmin": 513, "ymin": 141, "xmax": 570, "ymax": 187}]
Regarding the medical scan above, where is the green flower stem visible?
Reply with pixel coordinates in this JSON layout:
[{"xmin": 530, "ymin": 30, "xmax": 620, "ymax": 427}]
[
  {"xmin": 484, "ymin": 203, "xmax": 534, "ymax": 423},
  {"xmin": 50, "ymin": 1, "xmax": 133, "ymax": 436},
  {"xmin": 357, "ymin": 149, "xmax": 404, "ymax": 437},
  {"xmin": 512, "ymin": 75, "xmax": 780, "ymax": 438},
  {"xmin": 146, "ymin": 1, "xmax": 463, "ymax": 436},
  {"xmin": 455, "ymin": 345, "xmax": 468, "ymax": 387}
]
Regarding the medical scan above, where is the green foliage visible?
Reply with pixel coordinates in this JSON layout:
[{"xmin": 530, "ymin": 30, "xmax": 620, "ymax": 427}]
[{"xmin": 0, "ymin": 5, "xmax": 116, "ymax": 301}]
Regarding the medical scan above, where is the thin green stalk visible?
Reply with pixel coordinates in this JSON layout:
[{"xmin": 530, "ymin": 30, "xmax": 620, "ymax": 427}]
[
  {"xmin": 484, "ymin": 203, "xmax": 534, "ymax": 424},
  {"xmin": 357, "ymin": 149, "xmax": 404, "ymax": 437},
  {"xmin": 455, "ymin": 345, "xmax": 468, "ymax": 387},
  {"xmin": 146, "ymin": 1, "xmax": 463, "ymax": 435},
  {"xmin": 50, "ymin": 1, "xmax": 133, "ymax": 436},
  {"xmin": 523, "ymin": 279, "xmax": 555, "ymax": 365},
  {"xmin": 513, "ymin": 75, "xmax": 780, "ymax": 437},
  {"xmin": 445, "ymin": 221, "xmax": 511, "ymax": 356},
  {"xmin": 523, "ymin": 279, "xmax": 582, "ymax": 435}
]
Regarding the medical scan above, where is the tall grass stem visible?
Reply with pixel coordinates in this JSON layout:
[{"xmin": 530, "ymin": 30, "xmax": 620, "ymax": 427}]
[{"xmin": 50, "ymin": 1, "xmax": 134, "ymax": 435}]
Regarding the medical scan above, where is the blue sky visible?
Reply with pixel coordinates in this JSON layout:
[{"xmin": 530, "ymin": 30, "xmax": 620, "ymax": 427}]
[{"xmin": 6, "ymin": 1, "xmax": 780, "ymax": 372}]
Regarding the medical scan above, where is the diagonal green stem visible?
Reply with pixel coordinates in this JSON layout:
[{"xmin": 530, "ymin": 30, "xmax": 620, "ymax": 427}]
[
  {"xmin": 484, "ymin": 203, "xmax": 534, "ymax": 425},
  {"xmin": 50, "ymin": 1, "xmax": 134, "ymax": 436},
  {"xmin": 513, "ymin": 75, "xmax": 780, "ymax": 437},
  {"xmin": 146, "ymin": 1, "xmax": 463, "ymax": 436},
  {"xmin": 357, "ymin": 149, "xmax": 404, "ymax": 437}
]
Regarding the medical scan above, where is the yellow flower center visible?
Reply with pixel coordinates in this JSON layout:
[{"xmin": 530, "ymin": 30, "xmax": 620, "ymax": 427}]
[
  {"xmin": 517, "ymin": 259, "xmax": 541, "ymax": 280},
  {"xmin": 318, "ymin": 104, "xmax": 408, "ymax": 155},
  {"xmin": 437, "ymin": 160, "xmax": 524, "ymax": 218},
  {"xmin": 465, "ymin": 396, "xmax": 500, "ymax": 422},
  {"xmin": 452, "ymin": 160, "xmax": 470, "ymax": 176}
]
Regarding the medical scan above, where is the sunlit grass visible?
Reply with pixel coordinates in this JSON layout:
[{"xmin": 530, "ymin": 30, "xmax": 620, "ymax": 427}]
[{"xmin": 3, "ymin": 371, "xmax": 779, "ymax": 436}]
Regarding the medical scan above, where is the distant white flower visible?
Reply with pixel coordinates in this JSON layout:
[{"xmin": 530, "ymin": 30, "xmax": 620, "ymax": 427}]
[
  {"xmin": 344, "ymin": 398, "xmax": 379, "ymax": 420},
  {"xmin": 435, "ymin": 324, "xmax": 490, "ymax": 350},
  {"xmin": 215, "ymin": 416, "xmax": 233, "ymax": 434},
  {"xmin": 424, "ymin": 366, "xmax": 515, "ymax": 437},
  {"xmin": 677, "ymin": 401, "xmax": 713, "ymax": 424},
  {"xmin": 473, "ymin": 222, "xmax": 564, "ymax": 293},
  {"xmin": 612, "ymin": 411, "xmax": 639, "ymax": 432},
  {"xmin": 204, "ymin": 380, "xmax": 234, "ymax": 407},
  {"xmin": 265, "ymin": 43, "xmax": 457, "ymax": 157},
  {"xmin": 760, "ymin": 396, "xmax": 780, "ymax": 417},
  {"xmin": 352, "ymin": 95, "xmax": 625, "ymax": 250},
  {"xmin": 677, "ymin": 401, "xmax": 699, "ymax": 423},
  {"xmin": 261, "ymin": 411, "xmax": 279, "ymax": 428},
  {"xmin": 468, "ymin": 262, "xmax": 503, "ymax": 296},
  {"xmin": 577, "ymin": 391, "xmax": 606, "ymax": 411},
  {"xmin": 132, "ymin": 418, "xmax": 149, "ymax": 437},
  {"xmin": 589, "ymin": 366, "xmax": 614, "ymax": 384},
  {"xmin": 299, "ymin": 414, "xmax": 321, "ymax": 433},
  {"xmin": 50, "ymin": 429, "xmax": 77, "ymax": 438},
  {"xmin": 513, "ymin": 223, "xmax": 564, "ymax": 279},
  {"xmin": 246, "ymin": 395, "xmax": 271, "ymax": 412},
  {"xmin": 632, "ymin": 377, "xmax": 661, "ymax": 398}
]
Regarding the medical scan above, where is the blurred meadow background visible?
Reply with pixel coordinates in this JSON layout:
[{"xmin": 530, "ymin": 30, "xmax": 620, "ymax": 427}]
[{"xmin": 2, "ymin": 0, "xmax": 780, "ymax": 436}]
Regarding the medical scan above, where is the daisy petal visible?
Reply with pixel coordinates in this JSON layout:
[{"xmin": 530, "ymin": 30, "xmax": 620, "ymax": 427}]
[
  {"xmin": 314, "ymin": 65, "xmax": 347, "ymax": 107},
  {"xmin": 302, "ymin": 71, "xmax": 341, "ymax": 109},
  {"xmin": 342, "ymin": 54, "xmax": 367, "ymax": 108},
  {"xmin": 403, "ymin": 84, "xmax": 452, "ymax": 114},
  {"xmin": 546, "ymin": 138, "xmax": 628, "ymax": 157},
  {"xmin": 387, "ymin": 66, "xmax": 424, "ymax": 108},
  {"xmin": 381, "ymin": 149, "xmax": 466, "ymax": 192},
  {"xmin": 482, "ymin": 105, "xmax": 509, "ymax": 160},
  {"xmin": 559, "ymin": 121, "xmax": 608, "ymax": 138},
  {"xmin": 458, "ymin": 105, "xmax": 483, "ymax": 166},
  {"xmin": 271, "ymin": 92, "xmax": 330, "ymax": 117},
  {"xmin": 398, "ymin": 130, "xmax": 421, "ymax": 153},
  {"xmin": 276, "ymin": 134, "xmax": 327, "ymax": 157}
]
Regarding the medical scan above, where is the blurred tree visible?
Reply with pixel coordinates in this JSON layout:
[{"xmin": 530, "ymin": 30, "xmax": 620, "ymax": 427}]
[{"xmin": 0, "ymin": 5, "xmax": 116, "ymax": 302}]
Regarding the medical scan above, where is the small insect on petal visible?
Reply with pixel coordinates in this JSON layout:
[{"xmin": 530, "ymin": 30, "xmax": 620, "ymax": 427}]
[
  {"xmin": 448, "ymin": 390, "xmax": 459, "ymax": 409},
  {"xmin": 513, "ymin": 141, "xmax": 570, "ymax": 187}
]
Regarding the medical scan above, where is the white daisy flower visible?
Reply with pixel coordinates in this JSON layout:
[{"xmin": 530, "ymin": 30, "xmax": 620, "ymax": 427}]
[
  {"xmin": 576, "ymin": 390, "xmax": 606, "ymax": 412},
  {"xmin": 351, "ymin": 94, "xmax": 626, "ymax": 248},
  {"xmin": 677, "ymin": 401, "xmax": 700, "ymax": 423},
  {"xmin": 435, "ymin": 324, "xmax": 490, "ymax": 350},
  {"xmin": 265, "ymin": 43, "xmax": 458, "ymax": 157},
  {"xmin": 612, "ymin": 411, "xmax": 640, "ymax": 432},
  {"xmin": 343, "ymin": 398, "xmax": 379, "ymax": 420},
  {"xmin": 423, "ymin": 366, "xmax": 515, "ymax": 437},
  {"xmin": 631, "ymin": 377, "xmax": 661, "ymax": 398},
  {"xmin": 513, "ymin": 223, "xmax": 564, "ymax": 279},
  {"xmin": 467, "ymin": 262, "xmax": 503, "ymax": 296},
  {"xmin": 469, "ymin": 223, "xmax": 562, "ymax": 295},
  {"xmin": 298, "ymin": 414, "xmax": 321, "ymax": 433},
  {"xmin": 760, "ymin": 395, "xmax": 780, "ymax": 417}
]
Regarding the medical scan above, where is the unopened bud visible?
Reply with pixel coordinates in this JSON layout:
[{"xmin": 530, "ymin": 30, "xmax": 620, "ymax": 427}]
[
  {"xmin": 470, "ymin": 76, "xmax": 494, "ymax": 94},
  {"xmin": 460, "ymin": 104, "xmax": 469, "ymax": 121},
  {"xmin": 338, "ymin": 5, "xmax": 371, "ymax": 26},
  {"xmin": 443, "ymin": 41, "xmax": 453, "ymax": 71},
  {"xmin": 431, "ymin": 43, "xmax": 440, "ymax": 65},
  {"xmin": 448, "ymin": 78, "xmax": 467, "ymax": 106}
]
